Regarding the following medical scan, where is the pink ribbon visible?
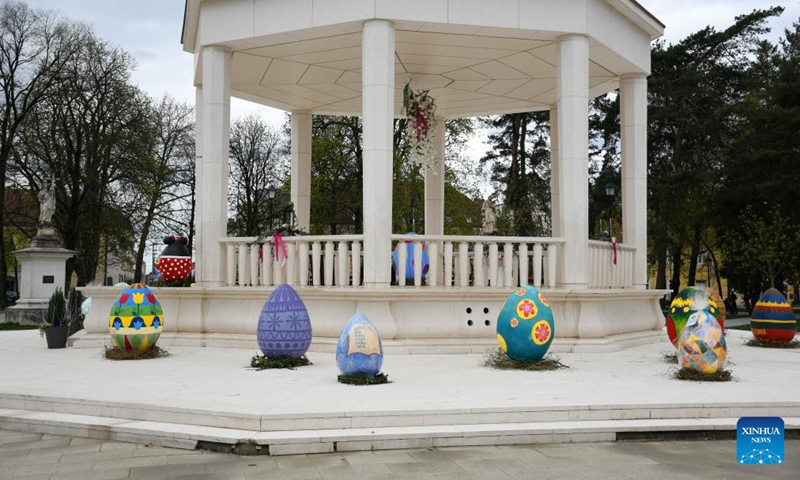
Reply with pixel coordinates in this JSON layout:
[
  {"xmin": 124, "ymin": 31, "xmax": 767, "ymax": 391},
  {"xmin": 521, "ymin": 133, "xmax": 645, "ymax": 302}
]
[
  {"xmin": 274, "ymin": 232, "xmax": 288, "ymax": 267},
  {"xmin": 611, "ymin": 237, "xmax": 618, "ymax": 265}
]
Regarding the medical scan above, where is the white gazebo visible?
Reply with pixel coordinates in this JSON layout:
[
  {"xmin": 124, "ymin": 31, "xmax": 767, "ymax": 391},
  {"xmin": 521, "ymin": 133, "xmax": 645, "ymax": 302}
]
[{"xmin": 80, "ymin": 0, "xmax": 667, "ymax": 353}]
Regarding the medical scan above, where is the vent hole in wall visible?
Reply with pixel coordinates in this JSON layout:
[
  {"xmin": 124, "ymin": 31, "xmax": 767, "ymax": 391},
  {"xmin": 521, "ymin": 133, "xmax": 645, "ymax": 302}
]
[
  {"xmin": 485, "ymin": 320, "xmax": 491, "ymax": 326},
  {"xmin": 483, "ymin": 307, "xmax": 489, "ymax": 314},
  {"xmin": 467, "ymin": 320, "xmax": 473, "ymax": 326},
  {"xmin": 466, "ymin": 307, "xmax": 472, "ymax": 314}
]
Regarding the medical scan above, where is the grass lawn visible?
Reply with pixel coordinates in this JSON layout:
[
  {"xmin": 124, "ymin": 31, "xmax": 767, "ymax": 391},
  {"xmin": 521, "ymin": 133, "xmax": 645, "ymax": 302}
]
[{"xmin": 0, "ymin": 322, "xmax": 38, "ymax": 331}]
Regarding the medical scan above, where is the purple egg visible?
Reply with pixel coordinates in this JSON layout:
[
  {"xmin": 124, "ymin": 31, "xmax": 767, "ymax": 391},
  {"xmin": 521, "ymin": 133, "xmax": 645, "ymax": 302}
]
[{"xmin": 257, "ymin": 285, "xmax": 312, "ymax": 359}]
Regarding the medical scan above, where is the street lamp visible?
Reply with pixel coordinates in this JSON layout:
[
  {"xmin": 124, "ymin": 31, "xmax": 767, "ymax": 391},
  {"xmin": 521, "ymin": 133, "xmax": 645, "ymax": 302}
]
[
  {"xmin": 604, "ymin": 182, "xmax": 616, "ymax": 239},
  {"xmin": 267, "ymin": 185, "xmax": 277, "ymax": 231}
]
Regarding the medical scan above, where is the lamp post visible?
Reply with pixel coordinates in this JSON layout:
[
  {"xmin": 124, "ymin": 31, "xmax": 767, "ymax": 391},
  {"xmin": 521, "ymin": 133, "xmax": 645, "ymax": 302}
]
[
  {"xmin": 267, "ymin": 185, "xmax": 277, "ymax": 232},
  {"xmin": 604, "ymin": 182, "xmax": 616, "ymax": 240},
  {"xmin": 704, "ymin": 256, "xmax": 712, "ymax": 287}
]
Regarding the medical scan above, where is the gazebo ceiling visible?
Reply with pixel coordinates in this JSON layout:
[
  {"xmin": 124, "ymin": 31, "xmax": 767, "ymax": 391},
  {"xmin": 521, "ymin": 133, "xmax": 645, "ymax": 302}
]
[{"xmin": 183, "ymin": 0, "xmax": 664, "ymax": 118}]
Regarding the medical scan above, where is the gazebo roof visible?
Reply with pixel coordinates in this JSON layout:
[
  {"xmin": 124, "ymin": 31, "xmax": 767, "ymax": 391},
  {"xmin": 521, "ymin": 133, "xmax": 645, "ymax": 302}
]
[{"xmin": 182, "ymin": 0, "xmax": 663, "ymax": 118}]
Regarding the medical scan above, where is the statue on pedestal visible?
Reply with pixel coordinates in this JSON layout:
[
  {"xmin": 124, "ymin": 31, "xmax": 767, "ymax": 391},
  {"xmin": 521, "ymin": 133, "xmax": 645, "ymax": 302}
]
[
  {"xmin": 37, "ymin": 178, "xmax": 56, "ymax": 225},
  {"xmin": 31, "ymin": 177, "xmax": 60, "ymax": 248},
  {"xmin": 481, "ymin": 194, "xmax": 497, "ymax": 235}
]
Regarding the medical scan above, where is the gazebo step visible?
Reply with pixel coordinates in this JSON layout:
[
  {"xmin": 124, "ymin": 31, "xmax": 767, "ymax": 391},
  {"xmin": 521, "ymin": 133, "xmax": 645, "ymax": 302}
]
[{"xmin": 1, "ymin": 408, "xmax": 797, "ymax": 456}]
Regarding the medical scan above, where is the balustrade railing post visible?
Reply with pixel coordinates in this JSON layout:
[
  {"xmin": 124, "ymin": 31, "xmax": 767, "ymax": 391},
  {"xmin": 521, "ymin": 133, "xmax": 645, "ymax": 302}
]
[
  {"xmin": 428, "ymin": 241, "xmax": 438, "ymax": 286},
  {"xmin": 298, "ymin": 242, "xmax": 309, "ymax": 287},
  {"xmin": 444, "ymin": 242, "xmax": 453, "ymax": 287},
  {"xmin": 487, "ymin": 242, "xmax": 498, "ymax": 287},
  {"xmin": 473, "ymin": 242, "xmax": 484, "ymax": 287},
  {"xmin": 458, "ymin": 242, "xmax": 469, "ymax": 287},
  {"xmin": 286, "ymin": 243, "xmax": 297, "ymax": 286},
  {"xmin": 273, "ymin": 252, "xmax": 284, "ymax": 286},
  {"xmin": 312, "ymin": 242, "xmax": 321, "ymax": 286},
  {"xmin": 547, "ymin": 245, "xmax": 558, "ymax": 288},
  {"xmin": 249, "ymin": 244, "xmax": 259, "ymax": 286},
  {"xmin": 324, "ymin": 241, "xmax": 334, "ymax": 286},
  {"xmin": 518, "ymin": 243, "xmax": 529, "ymax": 287},
  {"xmin": 397, "ymin": 241, "xmax": 407, "ymax": 286},
  {"xmin": 503, "ymin": 243, "xmax": 513, "ymax": 287},
  {"xmin": 337, "ymin": 241, "xmax": 348, "ymax": 286},
  {"xmin": 262, "ymin": 242, "xmax": 272, "ymax": 286},
  {"xmin": 226, "ymin": 244, "xmax": 236, "ymax": 286},
  {"xmin": 352, "ymin": 241, "xmax": 361, "ymax": 286},
  {"xmin": 533, "ymin": 243, "xmax": 543, "ymax": 287},
  {"xmin": 413, "ymin": 241, "xmax": 423, "ymax": 287}
]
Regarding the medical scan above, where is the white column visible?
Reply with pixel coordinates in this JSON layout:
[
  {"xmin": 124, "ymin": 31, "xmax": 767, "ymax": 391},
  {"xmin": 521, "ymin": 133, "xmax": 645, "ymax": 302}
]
[
  {"xmin": 197, "ymin": 46, "xmax": 231, "ymax": 287},
  {"xmin": 549, "ymin": 104, "xmax": 565, "ymax": 287},
  {"xmin": 194, "ymin": 85, "xmax": 203, "ymax": 262},
  {"xmin": 291, "ymin": 111, "xmax": 312, "ymax": 232},
  {"xmin": 425, "ymin": 118, "xmax": 445, "ymax": 235},
  {"xmin": 621, "ymin": 74, "xmax": 648, "ymax": 289},
  {"xmin": 362, "ymin": 20, "xmax": 395, "ymax": 288},
  {"xmin": 556, "ymin": 35, "xmax": 589, "ymax": 289},
  {"xmin": 549, "ymin": 105, "xmax": 560, "ymax": 238}
]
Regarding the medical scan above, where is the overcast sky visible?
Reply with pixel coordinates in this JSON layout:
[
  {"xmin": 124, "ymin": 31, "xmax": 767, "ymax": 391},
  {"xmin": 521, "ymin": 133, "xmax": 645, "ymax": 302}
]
[{"xmin": 20, "ymin": 0, "xmax": 800, "ymax": 125}]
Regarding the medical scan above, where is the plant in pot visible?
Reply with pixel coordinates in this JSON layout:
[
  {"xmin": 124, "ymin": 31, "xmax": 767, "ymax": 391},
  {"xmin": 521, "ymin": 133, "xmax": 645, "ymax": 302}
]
[
  {"xmin": 39, "ymin": 287, "xmax": 70, "ymax": 349},
  {"xmin": 66, "ymin": 288, "xmax": 86, "ymax": 336}
]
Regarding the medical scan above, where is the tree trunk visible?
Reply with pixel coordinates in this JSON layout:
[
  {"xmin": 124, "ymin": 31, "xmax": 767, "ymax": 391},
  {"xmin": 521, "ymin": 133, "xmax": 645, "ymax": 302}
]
[
  {"xmin": 670, "ymin": 244, "xmax": 683, "ymax": 297},
  {"xmin": 654, "ymin": 208, "xmax": 668, "ymax": 290}
]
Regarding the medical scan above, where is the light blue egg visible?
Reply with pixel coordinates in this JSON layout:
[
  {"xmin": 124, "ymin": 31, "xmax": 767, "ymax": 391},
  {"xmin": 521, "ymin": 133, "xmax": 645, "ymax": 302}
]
[{"xmin": 336, "ymin": 313, "xmax": 383, "ymax": 376}]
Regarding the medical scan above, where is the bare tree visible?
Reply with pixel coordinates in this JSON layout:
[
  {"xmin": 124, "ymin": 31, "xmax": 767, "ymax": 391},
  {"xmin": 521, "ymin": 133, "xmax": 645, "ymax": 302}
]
[
  {"xmin": 13, "ymin": 29, "xmax": 148, "ymax": 285},
  {"xmin": 228, "ymin": 113, "xmax": 288, "ymax": 236},
  {"xmin": 0, "ymin": 2, "xmax": 81, "ymax": 305},
  {"xmin": 127, "ymin": 94, "xmax": 194, "ymax": 282}
]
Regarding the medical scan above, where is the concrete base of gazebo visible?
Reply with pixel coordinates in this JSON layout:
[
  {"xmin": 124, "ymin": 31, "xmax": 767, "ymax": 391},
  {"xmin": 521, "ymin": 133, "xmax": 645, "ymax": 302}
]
[{"xmin": 74, "ymin": 287, "xmax": 667, "ymax": 353}]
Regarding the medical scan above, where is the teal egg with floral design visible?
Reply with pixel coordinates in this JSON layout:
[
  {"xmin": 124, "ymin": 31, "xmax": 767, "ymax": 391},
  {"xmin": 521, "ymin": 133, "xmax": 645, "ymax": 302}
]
[{"xmin": 496, "ymin": 286, "xmax": 554, "ymax": 361}]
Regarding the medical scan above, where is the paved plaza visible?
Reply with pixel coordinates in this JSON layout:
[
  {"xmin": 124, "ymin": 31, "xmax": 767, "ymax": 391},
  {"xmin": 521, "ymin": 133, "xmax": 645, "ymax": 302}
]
[
  {"xmin": 1, "ymin": 326, "xmax": 798, "ymax": 469},
  {"xmin": 2, "ymin": 430, "xmax": 799, "ymax": 479}
]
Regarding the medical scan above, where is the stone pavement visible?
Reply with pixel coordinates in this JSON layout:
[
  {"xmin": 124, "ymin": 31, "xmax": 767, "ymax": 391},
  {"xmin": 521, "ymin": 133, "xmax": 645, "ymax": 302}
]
[{"xmin": 1, "ymin": 430, "xmax": 798, "ymax": 480}]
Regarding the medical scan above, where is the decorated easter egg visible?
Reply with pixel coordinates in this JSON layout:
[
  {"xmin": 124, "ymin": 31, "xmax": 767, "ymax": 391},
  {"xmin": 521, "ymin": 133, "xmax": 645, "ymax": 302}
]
[
  {"xmin": 751, "ymin": 288, "xmax": 797, "ymax": 344},
  {"xmin": 678, "ymin": 310, "xmax": 727, "ymax": 375},
  {"xmin": 155, "ymin": 235, "xmax": 192, "ymax": 282},
  {"xmin": 336, "ymin": 313, "xmax": 383, "ymax": 376},
  {"xmin": 257, "ymin": 285, "xmax": 312, "ymax": 359},
  {"xmin": 108, "ymin": 283, "xmax": 163, "ymax": 352},
  {"xmin": 666, "ymin": 287, "xmax": 723, "ymax": 347},
  {"xmin": 496, "ymin": 286, "xmax": 554, "ymax": 362},
  {"xmin": 392, "ymin": 233, "xmax": 429, "ymax": 281}
]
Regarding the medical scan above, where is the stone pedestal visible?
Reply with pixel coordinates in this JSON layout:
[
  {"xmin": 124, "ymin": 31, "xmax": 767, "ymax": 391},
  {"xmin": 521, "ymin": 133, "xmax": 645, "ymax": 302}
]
[{"xmin": 7, "ymin": 223, "xmax": 74, "ymax": 325}]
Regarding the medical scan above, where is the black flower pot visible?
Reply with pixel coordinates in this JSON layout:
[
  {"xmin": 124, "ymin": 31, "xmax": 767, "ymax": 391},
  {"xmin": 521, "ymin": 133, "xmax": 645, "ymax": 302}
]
[{"xmin": 45, "ymin": 326, "xmax": 69, "ymax": 349}]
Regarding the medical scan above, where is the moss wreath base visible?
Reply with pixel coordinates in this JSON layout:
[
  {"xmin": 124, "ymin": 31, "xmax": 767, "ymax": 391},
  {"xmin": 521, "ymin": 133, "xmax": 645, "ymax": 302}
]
[
  {"xmin": 337, "ymin": 372, "xmax": 390, "ymax": 385},
  {"xmin": 483, "ymin": 349, "xmax": 568, "ymax": 371},
  {"xmin": 104, "ymin": 344, "xmax": 169, "ymax": 360},
  {"xmin": 672, "ymin": 367, "xmax": 732, "ymax": 382},
  {"xmin": 250, "ymin": 354, "xmax": 312, "ymax": 370}
]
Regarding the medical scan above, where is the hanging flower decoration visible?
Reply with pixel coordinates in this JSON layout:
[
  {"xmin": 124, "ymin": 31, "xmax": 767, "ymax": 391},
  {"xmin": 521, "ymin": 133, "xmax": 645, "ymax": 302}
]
[{"xmin": 403, "ymin": 83, "xmax": 438, "ymax": 172}]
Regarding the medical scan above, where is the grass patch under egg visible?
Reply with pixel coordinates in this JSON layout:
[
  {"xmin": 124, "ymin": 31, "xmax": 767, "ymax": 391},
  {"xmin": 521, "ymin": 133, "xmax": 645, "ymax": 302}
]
[
  {"xmin": 250, "ymin": 354, "xmax": 312, "ymax": 370},
  {"xmin": 337, "ymin": 372, "xmax": 390, "ymax": 385},
  {"xmin": 482, "ymin": 349, "xmax": 568, "ymax": 371},
  {"xmin": 672, "ymin": 367, "xmax": 732, "ymax": 382},
  {"xmin": 745, "ymin": 338, "xmax": 800, "ymax": 349},
  {"xmin": 104, "ymin": 345, "xmax": 169, "ymax": 360}
]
